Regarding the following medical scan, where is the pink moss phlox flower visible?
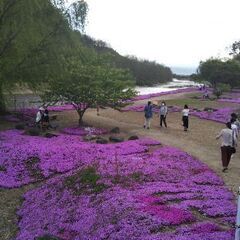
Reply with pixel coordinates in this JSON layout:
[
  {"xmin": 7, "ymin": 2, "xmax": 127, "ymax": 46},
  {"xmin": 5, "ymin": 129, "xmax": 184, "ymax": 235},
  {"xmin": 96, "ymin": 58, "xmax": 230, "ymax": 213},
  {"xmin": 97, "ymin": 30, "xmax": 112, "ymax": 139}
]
[
  {"xmin": 3, "ymin": 131, "xmax": 233, "ymax": 239},
  {"xmin": 61, "ymin": 127, "xmax": 108, "ymax": 136},
  {"xmin": 132, "ymin": 87, "xmax": 198, "ymax": 101}
]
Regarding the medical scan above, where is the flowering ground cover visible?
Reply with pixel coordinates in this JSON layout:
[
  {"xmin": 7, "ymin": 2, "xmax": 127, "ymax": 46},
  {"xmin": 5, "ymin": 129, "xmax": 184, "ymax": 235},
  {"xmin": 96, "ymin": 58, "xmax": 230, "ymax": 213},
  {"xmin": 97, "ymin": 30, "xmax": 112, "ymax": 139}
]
[
  {"xmin": 0, "ymin": 115, "xmax": 21, "ymax": 123},
  {"xmin": 218, "ymin": 91, "xmax": 240, "ymax": 104},
  {"xmin": 218, "ymin": 98, "xmax": 240, "ymax": 104},
  {"xmin": 0, "ymin": 129, "xmax": 236, "ymax": 239},
  {"xmin": 190, "ymin": 107, "xmax": 237, "ymax": 123},
  {"xmin": 61, "ymin": 126, "xmax": 108, "ymax": 136},
  {"xmin": 15, "ymin": 144, "xmax": 236, "ymax": 239},
  {"xmin": 132, "ymin": 87, "xmax": 198, "ymax": 101},
  {"xmin": 0, "ymin": 130, "xmax": 159, "ymax": 188},
  {"xmin": 48, "ymin": 104, "xmax": 75, "ymax": 111}
]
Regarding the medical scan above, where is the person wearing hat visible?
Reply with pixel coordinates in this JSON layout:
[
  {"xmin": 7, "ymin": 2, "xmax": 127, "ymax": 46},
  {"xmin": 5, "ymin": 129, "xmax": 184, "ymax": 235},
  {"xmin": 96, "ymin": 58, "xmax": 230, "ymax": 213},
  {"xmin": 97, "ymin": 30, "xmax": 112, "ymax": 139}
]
[{"xmin": 36, "ymin": 107, "xmax": 44, "ymax": 128}]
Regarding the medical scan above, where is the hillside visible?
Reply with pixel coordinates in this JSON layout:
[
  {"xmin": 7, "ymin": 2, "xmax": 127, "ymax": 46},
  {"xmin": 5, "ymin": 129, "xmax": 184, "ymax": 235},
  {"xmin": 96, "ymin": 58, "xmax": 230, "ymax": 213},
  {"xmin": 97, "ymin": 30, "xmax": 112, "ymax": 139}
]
[{"xmin": 81, "ymin": 35, "xmax": 173, "ymax": 86}]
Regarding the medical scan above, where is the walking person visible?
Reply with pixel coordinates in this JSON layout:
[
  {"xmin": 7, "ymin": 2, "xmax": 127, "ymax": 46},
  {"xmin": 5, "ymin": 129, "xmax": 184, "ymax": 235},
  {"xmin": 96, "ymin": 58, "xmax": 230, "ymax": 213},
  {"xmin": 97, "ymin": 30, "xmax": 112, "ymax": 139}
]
[
  {"xmin": 144, "ymin": 101, "xmax": 153, "ymax": 129},
  {"xmin": 159, "ymin": 101, "xmax": 168, "ymax": 128},
  {"xmin": 182, "ymin": 104, "xmax": 189, "ymax": 131},
  {"xmin": 216, "ymin": 122, "xmax": 237, "ymax": 172}
]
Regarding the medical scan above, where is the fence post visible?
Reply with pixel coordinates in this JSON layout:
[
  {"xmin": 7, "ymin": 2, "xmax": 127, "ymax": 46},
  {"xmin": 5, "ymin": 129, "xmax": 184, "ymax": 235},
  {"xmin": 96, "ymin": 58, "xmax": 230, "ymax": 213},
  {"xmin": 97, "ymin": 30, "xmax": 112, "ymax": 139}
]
[{"xmin": 235, "ymin": 187, "xmax": 240, "ymax": 240}]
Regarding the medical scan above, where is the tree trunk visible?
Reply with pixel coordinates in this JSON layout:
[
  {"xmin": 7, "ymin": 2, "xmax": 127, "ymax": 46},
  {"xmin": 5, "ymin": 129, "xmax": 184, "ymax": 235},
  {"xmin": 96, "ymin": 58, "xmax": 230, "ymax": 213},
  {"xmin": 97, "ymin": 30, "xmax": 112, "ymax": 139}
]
[
  {"xmin": 77, "ymin": 108, "xmax": 87, "ymax": 126},
  {"xmin": 78, "ymin": 112, "xmax": 84, "ymax": 126},
  {"xmin": 0, "ymin": 84, "xmax": 6, "ymax": 114}
]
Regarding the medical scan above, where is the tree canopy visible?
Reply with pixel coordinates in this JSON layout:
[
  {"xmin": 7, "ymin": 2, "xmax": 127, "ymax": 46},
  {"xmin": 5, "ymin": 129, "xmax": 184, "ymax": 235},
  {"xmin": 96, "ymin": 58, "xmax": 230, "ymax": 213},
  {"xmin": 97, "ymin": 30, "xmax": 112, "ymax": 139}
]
[
  {"xmin": 43, "ymin": 61, "xmax": 136, "ymax": 124},
  {"xmin": 0, "ymin": 0, "xmax": 88, "ymax": 112},
  {"xmin": 0, "ymin": 0, "xmax": 170, "ymax": 118},
  {"xmin": 197, "ymin": 58, "xmax": 240, "ymax": 89}
]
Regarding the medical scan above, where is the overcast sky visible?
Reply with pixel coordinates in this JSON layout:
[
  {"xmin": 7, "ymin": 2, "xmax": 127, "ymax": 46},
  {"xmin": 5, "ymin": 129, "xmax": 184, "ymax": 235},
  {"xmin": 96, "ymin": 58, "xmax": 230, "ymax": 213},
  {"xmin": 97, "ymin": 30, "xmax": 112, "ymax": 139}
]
[{"xmin": 81, "ymin": 0, "xmax": 240, "ymax": 68}]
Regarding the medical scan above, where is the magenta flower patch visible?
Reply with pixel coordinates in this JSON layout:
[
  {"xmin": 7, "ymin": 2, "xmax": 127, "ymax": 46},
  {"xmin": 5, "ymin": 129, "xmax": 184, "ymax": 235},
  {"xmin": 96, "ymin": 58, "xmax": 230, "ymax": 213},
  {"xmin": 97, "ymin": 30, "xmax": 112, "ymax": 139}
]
[
  {"xmin": 191, "ymin": 107, "xmax": 237, "ymax": 123},
  {"xmin": 132, "ymin": 87, "xmax": 198, "ymax": 101},
  {"xmin": 0, "ymin": 130, "xmax": 159, "ymax": 188},
  {"xmin": 61, "ymin": 126, "xmax": 108, "ymax": 136},
  {"xmin": 1, "ymin": 130, "xmax": 233, "ymax": 239}
]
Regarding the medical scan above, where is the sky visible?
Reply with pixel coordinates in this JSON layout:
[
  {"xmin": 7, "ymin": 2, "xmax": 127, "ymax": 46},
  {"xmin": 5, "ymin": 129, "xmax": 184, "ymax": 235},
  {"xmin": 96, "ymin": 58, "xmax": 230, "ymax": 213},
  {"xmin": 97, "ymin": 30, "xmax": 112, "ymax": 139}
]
[{"xmin": 73, "ymin": 0, "xmax": 240, "ymax": 69}]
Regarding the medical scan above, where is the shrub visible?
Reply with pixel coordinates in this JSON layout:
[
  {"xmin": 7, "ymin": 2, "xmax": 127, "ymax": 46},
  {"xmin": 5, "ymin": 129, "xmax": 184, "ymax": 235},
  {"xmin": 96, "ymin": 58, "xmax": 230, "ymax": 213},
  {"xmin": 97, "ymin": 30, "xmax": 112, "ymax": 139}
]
[
  {"xmin": 15, "ymin": 123, "xmax": 25, "ymax": 130},
  {"xmin": 25, "ymin": 128, "xmax": 41, "ymax": 136}
]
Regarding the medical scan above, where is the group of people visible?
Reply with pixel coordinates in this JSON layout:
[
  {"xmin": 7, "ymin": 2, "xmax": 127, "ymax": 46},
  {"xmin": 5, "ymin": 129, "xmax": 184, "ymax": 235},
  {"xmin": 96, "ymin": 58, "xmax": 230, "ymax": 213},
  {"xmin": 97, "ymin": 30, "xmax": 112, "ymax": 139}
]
[
  {"xmin": 216, "ymin": 113, "xmax": 239, "ymax": 172},
  {"xmin": 198, "ymin": 84, "xmax": 209, "ymax": 99},
  {"xmin": 143, "ymin": 101, "xmax": 239, "ymax": 173},
  {"xmin": 35, "ymin": 107, "xmax": 50, "ymax": 129},
  {"xmin": 143, "ymin": 101, "xmax": 190, "ymax": 131}
]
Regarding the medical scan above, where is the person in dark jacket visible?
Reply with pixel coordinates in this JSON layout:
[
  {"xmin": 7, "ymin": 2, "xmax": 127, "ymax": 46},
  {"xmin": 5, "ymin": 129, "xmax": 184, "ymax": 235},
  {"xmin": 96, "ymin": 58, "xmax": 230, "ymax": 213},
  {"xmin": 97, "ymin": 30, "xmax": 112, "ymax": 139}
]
[{"xmin": 144, "ymin": 101, "xmax": 153, "ymax": 129}]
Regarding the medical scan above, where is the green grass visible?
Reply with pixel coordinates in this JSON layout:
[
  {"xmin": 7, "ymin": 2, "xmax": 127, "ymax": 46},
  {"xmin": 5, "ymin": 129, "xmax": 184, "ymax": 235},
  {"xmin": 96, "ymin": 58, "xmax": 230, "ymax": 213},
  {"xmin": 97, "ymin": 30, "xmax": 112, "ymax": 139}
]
[
  {"xmin": 64, "ymin": 167, "xmax": 107, "ymax": 195},
  {"xmin": 166, "ymin": 93, "xmax": 237, "ymax": 109}
]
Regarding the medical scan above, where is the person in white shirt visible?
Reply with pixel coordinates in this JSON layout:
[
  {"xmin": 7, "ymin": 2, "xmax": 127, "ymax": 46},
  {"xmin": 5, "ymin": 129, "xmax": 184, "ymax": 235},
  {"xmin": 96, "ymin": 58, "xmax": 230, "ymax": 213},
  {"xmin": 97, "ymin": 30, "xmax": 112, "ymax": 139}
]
[
  {"xmin": 36, "ymin": 107, "xmax": 44, "ymax": 127},
  {"xmin": 231, "ymin": 113, "xmax": 240, "ymax": 133},
  {"xmin": 182, "ymin": 104, "xmax": 190, "ymax": 131},
  {"xmin": 159, "ymin": 101, "xmax": 168, "ymax": 128},
  {"xmin": 216, "ymin": 122, "xmax": 237, "ymax": 172},
  {"xmin": 231, "ymin": 119, "xmax": 238, "ymax": 141}
]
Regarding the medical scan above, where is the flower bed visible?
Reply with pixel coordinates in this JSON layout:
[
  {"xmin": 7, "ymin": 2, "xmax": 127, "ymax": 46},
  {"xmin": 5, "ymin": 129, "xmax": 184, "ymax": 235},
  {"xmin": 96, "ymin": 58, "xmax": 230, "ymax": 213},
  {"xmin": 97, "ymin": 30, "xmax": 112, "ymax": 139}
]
[
  {"xmin": 0, "ymin": 130, "xmax": 160, "ymax": 188},
  {"xmin": 48, "ymin": 104, "xmax": 74, "ymax": 111},
  {"xmin": 191, "ymin": 107, "xmax": 237, "ymax": 123},
  {"xmin": 15, "ymin": 145, "xmax": 236, "ymax": 240},
  {"xmin": 0, "ymin": 130, "xmax": 236, "ymax": 239},
  {"xmin": 217, "ymin": 91, "xmax": 240, "ymax": 104},
  {"xmin": 218, "ymin": 98, "xmax": 240, "ymax": 104},
  {"xmin": 61, "ymin": 127, "xmax": 108, "ymax": 136},
  {"xmin": 0, "ymin": 114, "xmax": 21, "ymax": 122},
  {"xmin": 132, "ymin": 87, "xmax": 198, "ymax": 101}
]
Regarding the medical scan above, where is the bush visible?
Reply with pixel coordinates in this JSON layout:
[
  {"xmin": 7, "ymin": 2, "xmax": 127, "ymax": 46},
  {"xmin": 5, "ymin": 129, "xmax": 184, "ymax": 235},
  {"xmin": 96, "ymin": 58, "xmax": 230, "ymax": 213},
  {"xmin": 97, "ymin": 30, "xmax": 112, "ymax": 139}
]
[
  {"xmin": 213, "ymin": 83, "xmax": 231, "ymax": 99},
  {"xmin": 25, "ymin": 128, "xmax": 41, "ymax": 136},
  {"xmin": 15, "ymin": 123, "xmax": 25, "ymax": 130}
]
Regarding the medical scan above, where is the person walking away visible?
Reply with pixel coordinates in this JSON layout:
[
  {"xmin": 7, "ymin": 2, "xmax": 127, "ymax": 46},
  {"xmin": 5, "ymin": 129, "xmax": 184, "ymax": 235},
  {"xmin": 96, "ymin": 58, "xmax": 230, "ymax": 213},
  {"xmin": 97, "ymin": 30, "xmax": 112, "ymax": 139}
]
[
  {"xmin": 159, "ymin": 101, "xmax": 168, "ymax": 128},
  {"xmin": 182, "ymin": 105, "xmax": 189, "ymax": 131},
  {"xmin": 216, "ymin": 122, "xmax": 237, "ymax": 172},
  {"xmin": 144, "ymin": 101, "xmax": 153, "ymax": 129},
  {"xmin": 36, "ymin": 107, "xmax": 44, "ymax": 128}
]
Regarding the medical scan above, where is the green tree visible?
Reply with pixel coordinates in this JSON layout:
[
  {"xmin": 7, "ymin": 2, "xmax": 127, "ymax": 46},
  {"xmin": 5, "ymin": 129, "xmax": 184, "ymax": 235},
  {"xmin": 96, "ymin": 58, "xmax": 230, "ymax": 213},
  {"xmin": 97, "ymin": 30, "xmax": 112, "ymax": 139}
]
[
  {"xmin": 0, "ymin": 0, "xmax": 88, "ymax": 113},
  {"xmin": 198, "ymin": 59, "xmax": 224, "ymax": 88},
  {"xmin": 230, "ymin": 40, "xmax": 240, "ymax": 61},
  {"xmin": 51, "ymin": 0, "xmax": 88, "ymax": 32},
  {"xmin": 81, "ymin": 36, "xmax": 173, "ymax": 86},
  {"xmin": 43, "ymin": 62, "xmax": 137, "ymax": 125},
  {"xmin": 198, "ymin": 58, "xmax": 240, "ymax": 89},
  {"xmin": 213, "ymin": 83, "xmax": 231, "ymax": 99}
]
